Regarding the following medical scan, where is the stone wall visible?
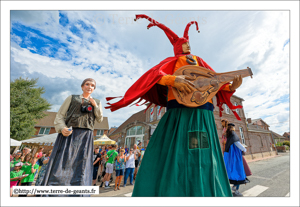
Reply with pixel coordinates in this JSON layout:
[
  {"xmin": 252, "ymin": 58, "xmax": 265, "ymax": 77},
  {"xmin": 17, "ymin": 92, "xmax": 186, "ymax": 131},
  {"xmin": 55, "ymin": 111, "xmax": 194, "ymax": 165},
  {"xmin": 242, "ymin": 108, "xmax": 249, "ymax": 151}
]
[
  {"xmin": 276, "ymin": 146, "xmax": 286, "ymax": 152},
  {"xmin": 246, "ymin": 131, "xmax": 274, "ymax": 154}
]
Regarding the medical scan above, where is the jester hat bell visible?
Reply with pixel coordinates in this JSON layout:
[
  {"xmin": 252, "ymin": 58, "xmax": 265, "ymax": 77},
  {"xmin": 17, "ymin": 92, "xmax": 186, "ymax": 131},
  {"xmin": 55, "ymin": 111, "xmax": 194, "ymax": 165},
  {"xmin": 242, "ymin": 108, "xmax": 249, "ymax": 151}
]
[{"xmin": 134, "ymin": 14, "xmax": 200, "ymax": 56}]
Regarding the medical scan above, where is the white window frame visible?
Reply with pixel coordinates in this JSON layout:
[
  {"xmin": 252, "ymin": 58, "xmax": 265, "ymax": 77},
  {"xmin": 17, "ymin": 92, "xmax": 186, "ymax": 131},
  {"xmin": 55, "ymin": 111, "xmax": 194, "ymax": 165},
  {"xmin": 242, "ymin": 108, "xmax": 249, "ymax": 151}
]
[
  {"xmin": 234, "ymin": 102, "xmax": 240, "ymax": 116},
  {"xmin": 239, "ymin": 127, "xmax": 245, "ymax": 144},
  {"xmin": 96, "ymin": 129, "xmax": 104, "ymax": 136},
  {"xmin": 126, "ymin": 126, "xmax": 145, "ymax": 136},
  {"xmin": 125, "ymin": 137, "xmax": 132, "ymax": 148},
  {"xmin": 39, "ymin": 127, "xmax": 51, "ymax": 135},
  {"xmin": 150, "ymin": 107, "xmax": 154, "ymax": 122},
  {"xmin": 157, "ymin": 106, "xmax": 161, "ymax": 119},
  {"xmin": 224, "ymin": 104, "xmax": 230, "ymax": 114},
  {"xmin": 125, "ymin": 125, "xmax": 145, "ymax": 148},
  {"xmin": 125, "ymin": 136, "xmax": 144, "ymax": 147}
]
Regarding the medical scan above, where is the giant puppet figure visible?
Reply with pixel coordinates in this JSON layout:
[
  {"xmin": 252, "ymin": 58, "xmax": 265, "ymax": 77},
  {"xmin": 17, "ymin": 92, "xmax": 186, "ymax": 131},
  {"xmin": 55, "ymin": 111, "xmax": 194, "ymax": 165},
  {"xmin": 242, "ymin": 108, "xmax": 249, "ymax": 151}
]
[{"xmin": 105, "ymin": 14, "xmax": 243, "ymax": 197}]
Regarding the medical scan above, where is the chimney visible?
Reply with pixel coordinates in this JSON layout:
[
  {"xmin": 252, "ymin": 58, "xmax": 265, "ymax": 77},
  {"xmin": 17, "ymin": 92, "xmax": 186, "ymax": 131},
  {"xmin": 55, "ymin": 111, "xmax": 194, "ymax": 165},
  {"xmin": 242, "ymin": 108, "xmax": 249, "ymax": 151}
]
[{"xmin": 247, "ymin": 118, "xmax": 252, "ymax": 124}]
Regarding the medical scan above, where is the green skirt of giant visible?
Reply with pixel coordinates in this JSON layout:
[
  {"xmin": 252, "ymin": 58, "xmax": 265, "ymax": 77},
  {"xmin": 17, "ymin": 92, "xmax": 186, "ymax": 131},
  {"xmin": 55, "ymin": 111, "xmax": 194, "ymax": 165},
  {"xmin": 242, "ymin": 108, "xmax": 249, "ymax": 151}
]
[{"xmin": 132, "ymin": 108, "xmax": 232, "ymax": 197}]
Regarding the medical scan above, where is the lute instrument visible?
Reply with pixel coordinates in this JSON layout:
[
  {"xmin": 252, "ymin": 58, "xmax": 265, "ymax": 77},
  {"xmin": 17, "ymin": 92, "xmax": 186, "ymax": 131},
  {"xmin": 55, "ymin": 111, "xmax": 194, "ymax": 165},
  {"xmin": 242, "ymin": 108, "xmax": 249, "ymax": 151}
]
[{"xmin": 172, "ymin": 65, "xmax": 253, "ymax": 107}]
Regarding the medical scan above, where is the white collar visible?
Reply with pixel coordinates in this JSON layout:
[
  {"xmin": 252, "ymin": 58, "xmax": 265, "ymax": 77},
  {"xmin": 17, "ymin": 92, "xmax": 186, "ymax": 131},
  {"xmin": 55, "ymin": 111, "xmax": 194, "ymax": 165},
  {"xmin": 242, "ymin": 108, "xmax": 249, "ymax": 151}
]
[{"xmin": 80, "ymin": 94, "xmax": 92, "ymax": 100}]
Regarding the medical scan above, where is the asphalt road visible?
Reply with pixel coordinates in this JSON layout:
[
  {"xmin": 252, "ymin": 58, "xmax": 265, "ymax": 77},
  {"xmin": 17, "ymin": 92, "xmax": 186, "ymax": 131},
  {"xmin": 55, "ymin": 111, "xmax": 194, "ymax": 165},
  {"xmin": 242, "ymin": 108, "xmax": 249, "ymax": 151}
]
[
  {"xmin": 93, "ymin": 152, "xmax": 290, "ymax": 197},
  {"xmin": 239, "ymin": 151, "xmax": 290, "ymax": 197}
]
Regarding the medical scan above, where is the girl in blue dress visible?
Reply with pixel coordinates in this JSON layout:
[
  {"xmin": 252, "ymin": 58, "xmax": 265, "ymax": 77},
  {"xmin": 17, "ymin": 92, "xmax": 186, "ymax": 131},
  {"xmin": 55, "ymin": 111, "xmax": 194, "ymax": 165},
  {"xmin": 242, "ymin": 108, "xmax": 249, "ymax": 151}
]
[{"xmin": 223, "ymin": 123, "xmax": 247, "ymax": 197}]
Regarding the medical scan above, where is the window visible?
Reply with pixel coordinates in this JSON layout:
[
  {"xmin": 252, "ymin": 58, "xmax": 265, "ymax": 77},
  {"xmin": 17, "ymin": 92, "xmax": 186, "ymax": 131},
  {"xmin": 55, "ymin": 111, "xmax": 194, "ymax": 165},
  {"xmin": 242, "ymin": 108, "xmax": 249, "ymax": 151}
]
[
  {"xmin": 136, "ymin": 126, "xmax": 144, "ymax": 135},
  {"xmin": 125, "ymin": 137, "xmax": 131, "ymax": 148},
  {"xmin": 188, "ymin": 131, "xmax": 209, "ymax": 150},
  {"xmin": 39, "ymin": 127, "xmax": 51, "ymax": 135},
  {"xmin": 157, "ymin": 106, "xmax": 161, "ymax": 119},
  {"xmin": 150, "ymin": 107, "xmax": 154, "ymax": 122},
  {"xmin": 96, "ymin": 130, "xmax": 104, "ymax": 136},
  {"xmin": 127, "ymin": 126, "xmax": 145, "ymax": 136},
  {"xmin": 224, "ymin": 104, "xmax": 230, "ymax": 114},
  {"xmin": 126, "ymin": 126, "xmax": 145, "ymax": 148},
  {"xmin": 239, "ymin": 127, "xmax": 245, "ymax": 144},
  {"xmin": 234, "ymin": 102, "xmax": 240, "ymax": 116},
  {"xmin": 129, "ymin": 126, "xmax": 136, "ymax": 135}
]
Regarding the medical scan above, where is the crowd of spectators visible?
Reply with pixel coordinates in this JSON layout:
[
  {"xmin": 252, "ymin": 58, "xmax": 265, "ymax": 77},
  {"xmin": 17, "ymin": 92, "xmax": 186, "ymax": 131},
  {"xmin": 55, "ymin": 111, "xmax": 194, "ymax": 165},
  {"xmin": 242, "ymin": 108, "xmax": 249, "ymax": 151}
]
[
  {"xmin": 10, "ymin": 142, "xmax": 146, "ymax": 196},
  {"xmin": 97, "ymin": 143, "xmax": 145, "ymax": 189}
]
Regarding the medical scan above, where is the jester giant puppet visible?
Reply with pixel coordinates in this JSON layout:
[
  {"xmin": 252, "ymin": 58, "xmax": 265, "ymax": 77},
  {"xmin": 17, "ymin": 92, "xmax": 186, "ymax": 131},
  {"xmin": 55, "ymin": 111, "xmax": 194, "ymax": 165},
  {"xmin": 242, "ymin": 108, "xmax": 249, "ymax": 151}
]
[{"xmin": 106, "ymin": 14, "xmax": 243, "ymax": 197}]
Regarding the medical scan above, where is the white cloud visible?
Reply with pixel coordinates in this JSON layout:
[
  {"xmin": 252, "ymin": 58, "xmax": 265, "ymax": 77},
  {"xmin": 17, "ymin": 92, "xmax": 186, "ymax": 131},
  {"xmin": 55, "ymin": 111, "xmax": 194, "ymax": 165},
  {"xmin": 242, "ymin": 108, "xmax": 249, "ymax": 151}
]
[
  {"xmin": 10, "ymin": 34, "xmax": 22, "ymax": 44},
  {"xmin": 11, "ymin": 10, "xmax": 59, "ymax": 26},
  {"xmin": 10, "ymin": 11, "xmax": 290, "ymax": 134}
]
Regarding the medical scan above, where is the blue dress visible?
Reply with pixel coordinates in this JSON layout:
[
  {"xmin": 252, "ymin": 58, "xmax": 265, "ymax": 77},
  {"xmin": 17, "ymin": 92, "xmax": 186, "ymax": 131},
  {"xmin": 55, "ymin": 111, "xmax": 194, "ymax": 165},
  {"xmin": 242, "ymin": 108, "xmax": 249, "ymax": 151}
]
[{"xmin": 224, "ymin": 142, "xmax": 246, "ymax": 185}]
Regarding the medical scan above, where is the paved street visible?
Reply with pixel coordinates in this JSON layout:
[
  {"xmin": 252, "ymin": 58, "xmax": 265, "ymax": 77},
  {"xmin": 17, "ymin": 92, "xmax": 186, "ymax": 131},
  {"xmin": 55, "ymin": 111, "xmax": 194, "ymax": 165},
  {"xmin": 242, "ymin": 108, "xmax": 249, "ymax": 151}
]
[
  {"xmin": 92, "ymin": 152, "xmax": 290, "ymax": 197},
  {"xmin": 237, "ymin": 151, "xmax": 290, "ymax": 197}
]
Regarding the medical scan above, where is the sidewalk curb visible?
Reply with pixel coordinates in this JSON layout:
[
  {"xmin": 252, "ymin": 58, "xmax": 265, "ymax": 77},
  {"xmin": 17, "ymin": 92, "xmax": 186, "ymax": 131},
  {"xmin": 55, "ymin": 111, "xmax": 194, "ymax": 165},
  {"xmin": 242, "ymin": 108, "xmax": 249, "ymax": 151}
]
[
  {"xmin": 247, "ymin": 151, "xmax": 289, "ymax": 163},
  {"xmin": 247, "ymin": 156, "xmax": 277, "ymax": 163}
]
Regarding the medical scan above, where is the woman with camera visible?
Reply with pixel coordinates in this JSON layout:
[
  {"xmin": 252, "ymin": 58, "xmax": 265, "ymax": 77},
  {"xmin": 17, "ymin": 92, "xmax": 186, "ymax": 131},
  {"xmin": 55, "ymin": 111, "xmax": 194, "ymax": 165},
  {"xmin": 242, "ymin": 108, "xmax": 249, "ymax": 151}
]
[
  {"xmin": 22, "ymin": 153, "xmax": 33, "ymax": 165},
  {"xmin": 40, "ymin": 78, "xmax": 103, "ymax": 196},
  {"xmin": 114, "ymin": 148, "xmax": 126, "ymax": 190},
  {"xmin": 123, "ymin": 148, "xmax": 136, "ymax": 187}
]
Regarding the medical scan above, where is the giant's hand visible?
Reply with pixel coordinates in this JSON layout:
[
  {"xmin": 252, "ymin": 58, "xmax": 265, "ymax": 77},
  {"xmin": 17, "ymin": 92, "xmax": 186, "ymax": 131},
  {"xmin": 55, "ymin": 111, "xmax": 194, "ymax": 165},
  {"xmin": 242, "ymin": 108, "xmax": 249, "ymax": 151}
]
[
  {"xmin": 173, "ymin": 75, "xmax": 195, "ymax": 95},
  {"xmin": 62, "ymin": 127, "xmax": 73, "ymax": 137},
  {"xmin": 89, "ymin": 98, "xmax": 97, "ymax": 107},
  {"xmin": 229, "ymin": 75, "xmax": 242, "ymax": 91}
]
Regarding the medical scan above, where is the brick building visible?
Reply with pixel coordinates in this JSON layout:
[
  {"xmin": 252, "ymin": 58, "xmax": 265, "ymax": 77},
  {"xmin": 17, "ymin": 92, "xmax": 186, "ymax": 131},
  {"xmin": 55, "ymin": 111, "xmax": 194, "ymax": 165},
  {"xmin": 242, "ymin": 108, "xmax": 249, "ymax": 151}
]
[
  {"xmin": 34, "ymin": 112, "xmax": 57, "ymax": 136},
  {"xmin": 109, "ymin": 110, "xmax": 148, "ymax": 148},
  {"xmin": 33, "ymin": 111, "xmax": 109, "ymax": 139},
  {"xmin": 108, "ymin": 127, "xmax": 118, "ymax": 136},
  {"xmin": 271, "ymin": 131, "xmax": 286, "ymax": 144},
  {"xmin": 283, "ymin": 132, "xmax": 290, "ymax": 141},
  {"xmin": 110, "ymin": 94, "xmax": 278, "ymax": 161},
  {"xmin": 246, "ymin": 123, "xmax": 277, "ymax": 161}
]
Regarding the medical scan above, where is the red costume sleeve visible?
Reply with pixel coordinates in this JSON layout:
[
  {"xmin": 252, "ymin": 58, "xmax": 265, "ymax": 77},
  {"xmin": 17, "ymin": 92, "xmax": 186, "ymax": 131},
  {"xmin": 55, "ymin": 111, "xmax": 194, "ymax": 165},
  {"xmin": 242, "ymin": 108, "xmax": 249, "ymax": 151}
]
[{"xmin": 105, "ymin": 57, "xmax": 177, "ymax": 112}]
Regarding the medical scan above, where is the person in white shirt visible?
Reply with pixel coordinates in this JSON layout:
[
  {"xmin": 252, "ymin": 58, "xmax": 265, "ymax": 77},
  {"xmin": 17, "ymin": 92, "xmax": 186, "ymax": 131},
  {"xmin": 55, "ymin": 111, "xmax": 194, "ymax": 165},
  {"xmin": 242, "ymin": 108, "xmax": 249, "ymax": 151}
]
[{"xmin": 123, "ymin": 148, "xmax": 136, "ymax": 187}]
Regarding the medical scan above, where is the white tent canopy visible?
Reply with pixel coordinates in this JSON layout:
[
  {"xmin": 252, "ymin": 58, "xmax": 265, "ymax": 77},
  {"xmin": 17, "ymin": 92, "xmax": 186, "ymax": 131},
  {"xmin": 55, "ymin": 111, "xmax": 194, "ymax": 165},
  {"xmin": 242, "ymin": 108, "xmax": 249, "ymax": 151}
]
[
  {"xmin": 10, "ymin": 138, "xmax": 22, "ymax": 146},
  {"xmin": 94, "ymin": 134, "xmax": 116, "ymax": 145},
  {"xmin": 95, "ymin": 134, "xmax": 113, "ymax": 141},
  {"xmin": 21, "ymin": 133, "xmax": 58, "ymax": 146}
]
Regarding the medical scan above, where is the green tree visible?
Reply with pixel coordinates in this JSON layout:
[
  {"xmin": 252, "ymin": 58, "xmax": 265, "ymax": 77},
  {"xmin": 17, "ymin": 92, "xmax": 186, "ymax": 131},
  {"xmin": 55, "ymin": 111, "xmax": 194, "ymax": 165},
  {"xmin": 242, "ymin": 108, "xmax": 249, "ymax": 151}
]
[
  {"xmin": 10, "ymin": 77, "xmax": 51, "ymax": 141},
  {"xmin": 283, "ymin": 141, "xmax": 290, "ymax": 147}
]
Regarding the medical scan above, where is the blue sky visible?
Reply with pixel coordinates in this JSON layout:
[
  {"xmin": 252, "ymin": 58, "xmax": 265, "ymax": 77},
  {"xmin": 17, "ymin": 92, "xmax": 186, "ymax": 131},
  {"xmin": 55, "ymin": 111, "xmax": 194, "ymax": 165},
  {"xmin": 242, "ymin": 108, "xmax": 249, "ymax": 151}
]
[{"xmin": 10, "ymin": 10, "xmax": 290, "ymax": 134}]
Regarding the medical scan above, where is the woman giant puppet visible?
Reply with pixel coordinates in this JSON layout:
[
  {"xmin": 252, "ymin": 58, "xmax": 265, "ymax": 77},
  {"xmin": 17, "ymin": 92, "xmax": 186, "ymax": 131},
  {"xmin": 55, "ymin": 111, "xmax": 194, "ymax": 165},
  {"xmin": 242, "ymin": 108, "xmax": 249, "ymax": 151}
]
[
  {"xmin": 106, "ymin": 15, "xmax": 243, "ymax": 197},
  {"xmin": 41, "ymin": 78, "xmax": 103, "ymax": 196}
]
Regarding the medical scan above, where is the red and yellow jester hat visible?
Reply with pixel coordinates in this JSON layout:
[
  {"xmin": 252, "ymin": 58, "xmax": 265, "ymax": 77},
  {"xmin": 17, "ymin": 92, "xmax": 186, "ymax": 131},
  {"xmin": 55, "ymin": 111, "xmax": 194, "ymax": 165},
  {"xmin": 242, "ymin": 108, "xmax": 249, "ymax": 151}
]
[{"xmin": 134, "ymin": 14, "xmax": 200, "ymax": 56}]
